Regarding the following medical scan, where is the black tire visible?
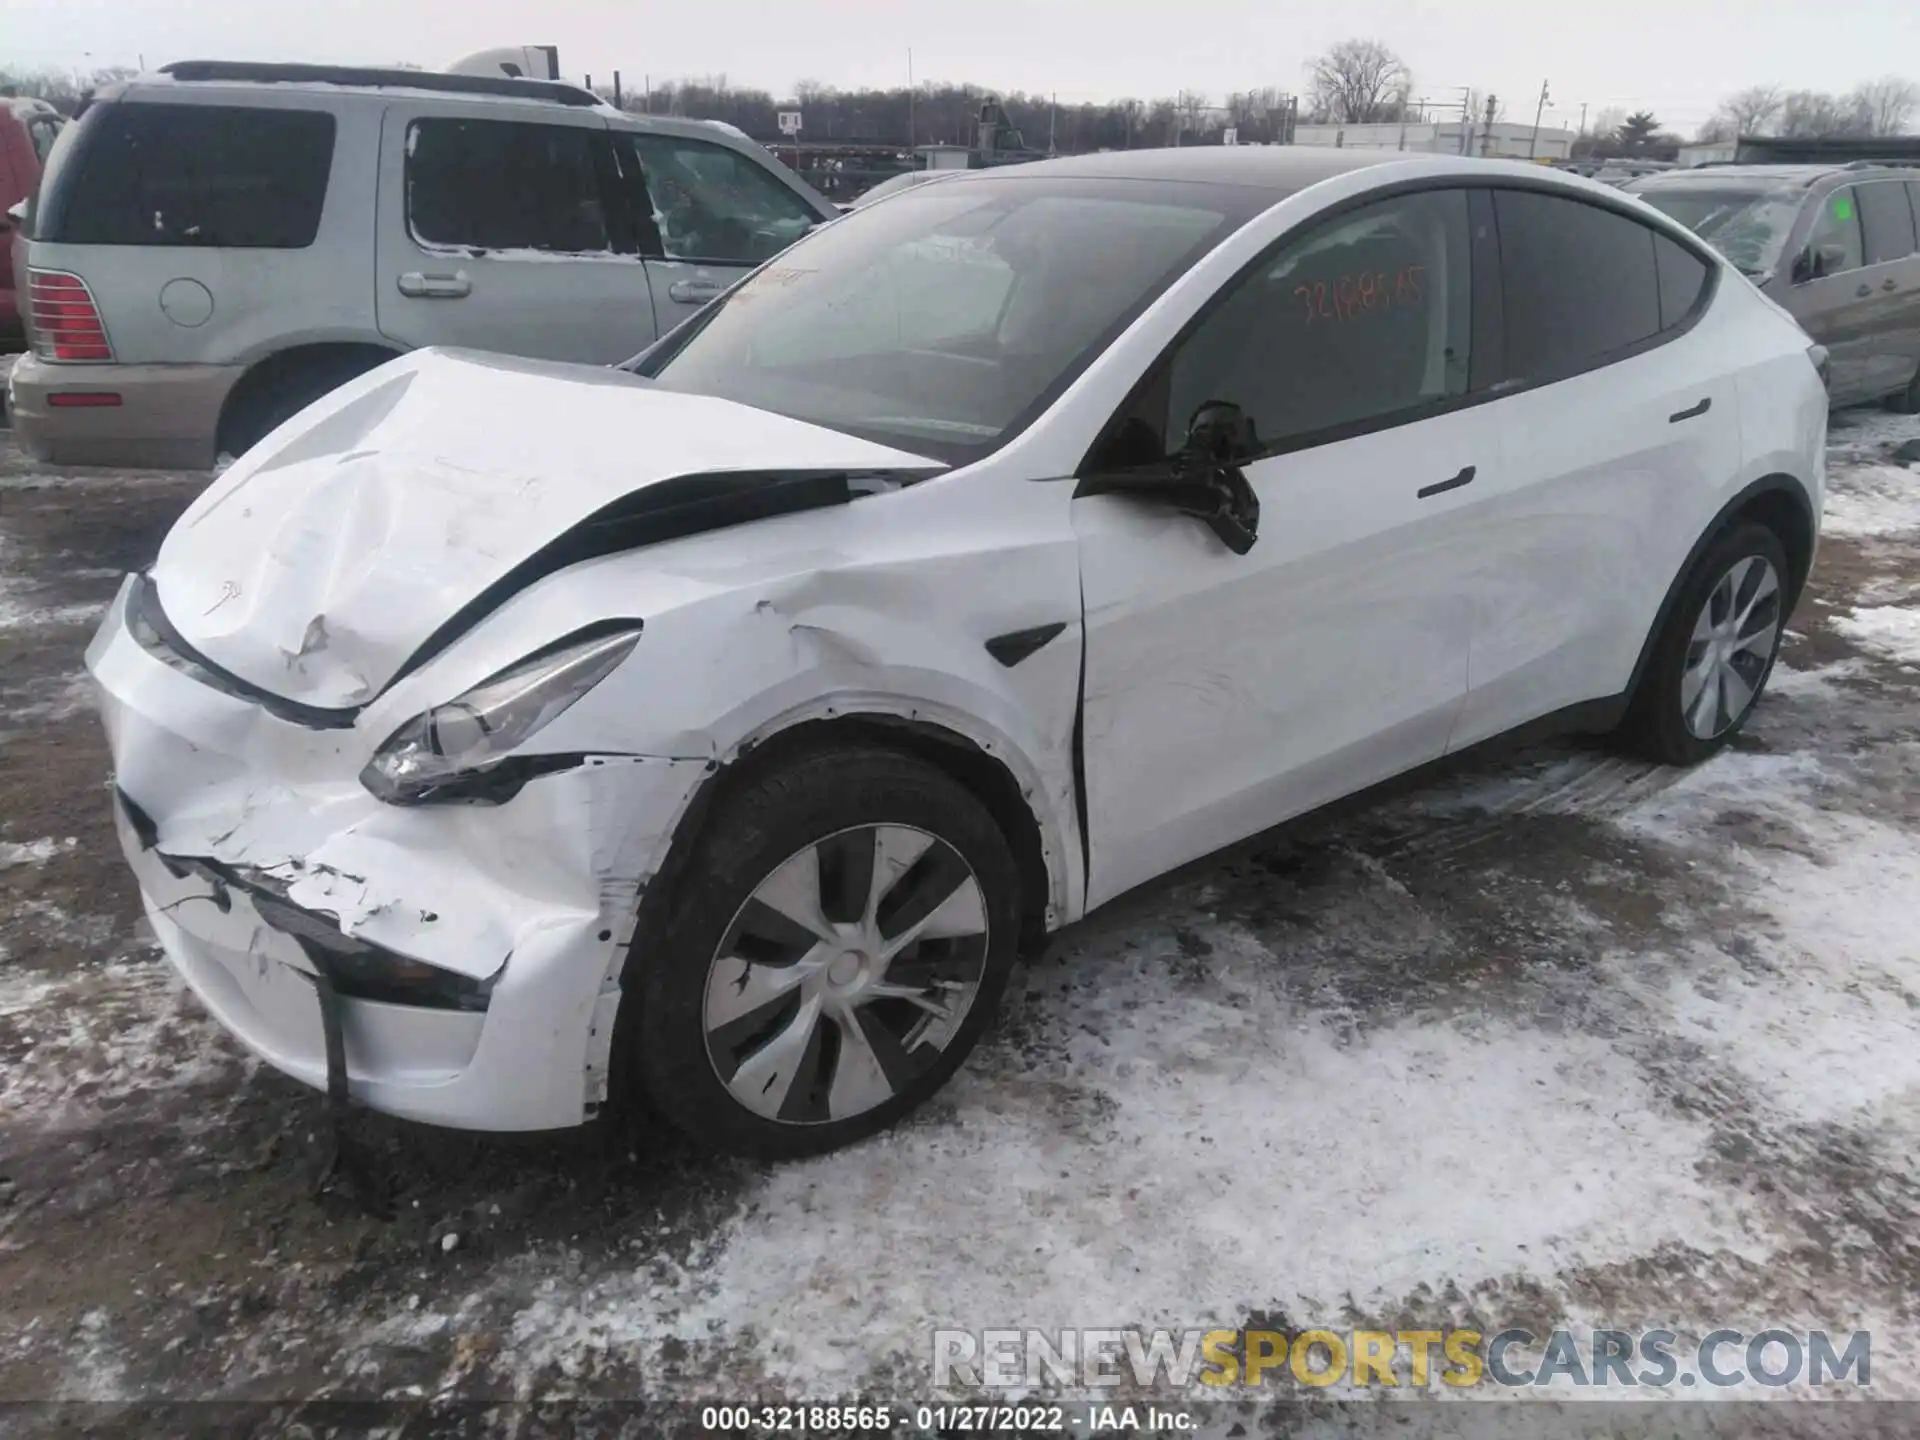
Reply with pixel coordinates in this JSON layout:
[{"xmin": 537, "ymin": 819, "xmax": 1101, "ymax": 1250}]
[
  {"xmin": 1892, "ymin": 367, "xmax": 1920, "ymax": 416},
  {"xmin": 623, "ymin": 746, "xmax": 1022, "ymax": 1159},
  {"xmin": 1621, "ymin": 520, "xmax": 1790, "ymax": 766},
  {"xmin": 220, "ymin": 352, "xmax": 385, "ymax": 459}
]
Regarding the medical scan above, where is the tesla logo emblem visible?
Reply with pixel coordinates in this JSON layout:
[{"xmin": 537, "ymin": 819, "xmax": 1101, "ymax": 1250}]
[{"xmin": 204, "ymin": 580, "xmax": 240, "ymax": 616}]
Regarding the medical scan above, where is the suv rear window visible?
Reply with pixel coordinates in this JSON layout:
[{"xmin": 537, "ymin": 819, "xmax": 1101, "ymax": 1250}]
[{"xmin": 40, "ymin": 102, "xmax": 334, "ymax": 248}]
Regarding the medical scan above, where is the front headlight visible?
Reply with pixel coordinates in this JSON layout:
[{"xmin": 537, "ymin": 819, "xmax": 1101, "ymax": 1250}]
[{"xmin": 361, "ymin": 626, "xmax": 642, "ymax": 804}]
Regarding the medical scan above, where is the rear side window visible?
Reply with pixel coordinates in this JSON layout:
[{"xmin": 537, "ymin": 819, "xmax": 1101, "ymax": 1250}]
[
  {"xmin": 408, "ymin": 119, "xmax": 610, "ymax": 254},
  {"xmin": 1858, "ymin": 180, "xmax": 1918, "ymax": 265},
  {"xmin": 1653, "ymin": 233, "xmax": 1711, "ymax": 330},
  {"xmin": 47, "ymin": 102, "xmax": 334, "ymax": 248},
  {"xmin": 1155, "ymin": 187, "xmax": 1474, "ymax": 457},
  {"xmin": 1494, "ymin": 189, "xmax": 1660, "ymax": 381}
]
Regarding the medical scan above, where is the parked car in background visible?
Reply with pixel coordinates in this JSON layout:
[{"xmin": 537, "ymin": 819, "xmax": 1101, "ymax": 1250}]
[
  {"xmin": 6, "ymin": 62, "xmax": 833, "ymax": 468},
  {"xmin": 1627, "ymin": 164, "xmax": 1920, "ymax": 411},
  {"xmin": 2, "ymin": 96, "xmax": 65, "ymax": 346},
  {"xmin": 850, "ymin": 168, "xmax": 965, "ymax": 208},
  {"xmin": 89, "ymin": 150, "xmax": 1824, "ymax": 1156}
]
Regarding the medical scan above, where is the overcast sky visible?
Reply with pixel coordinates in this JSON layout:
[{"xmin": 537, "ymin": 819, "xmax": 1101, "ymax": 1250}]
[{"xmin": 7, "ymin": 0, "xmax": 1918, "ymax": 133}]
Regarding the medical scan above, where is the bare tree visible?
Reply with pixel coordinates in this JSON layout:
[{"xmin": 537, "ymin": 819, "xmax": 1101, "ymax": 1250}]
[
  {"xmin": 1778, "ymin": 89, "xmax": 1872, "ymax": 137},
  {"xmin": 1848, "ymin": 76, "xmax": 1920, "ymax": 136},
  {"xmin": 1305, "ymin": 39, "xmax": 1410, "ymax": 124},
  {"xmin": 1708, "ymin": 84, "xmax": 1784, "ymax": 139}
]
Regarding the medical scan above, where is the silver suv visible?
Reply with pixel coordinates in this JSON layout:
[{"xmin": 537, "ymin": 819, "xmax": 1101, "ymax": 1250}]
[{"xmin": 7, "ymin": 62, "xmax": 834, "ymax": 468}]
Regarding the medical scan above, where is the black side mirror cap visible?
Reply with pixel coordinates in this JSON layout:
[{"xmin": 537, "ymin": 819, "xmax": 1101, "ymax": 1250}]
[{"xmin": 1077, "ymin": 458, "xmax": 1260, "ymax": 555}]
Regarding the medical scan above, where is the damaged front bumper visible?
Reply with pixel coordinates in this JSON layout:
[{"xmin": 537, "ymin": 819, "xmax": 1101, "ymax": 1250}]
[{"xmin": 87, "ymin": 576, "xmax": 707, "ymax": 1132}]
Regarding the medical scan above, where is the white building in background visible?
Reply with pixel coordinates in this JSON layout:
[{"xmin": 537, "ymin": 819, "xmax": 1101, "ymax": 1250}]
[{"xmin": 1291, "ymin": 120, "xmax": 1576, "ymax": 162}]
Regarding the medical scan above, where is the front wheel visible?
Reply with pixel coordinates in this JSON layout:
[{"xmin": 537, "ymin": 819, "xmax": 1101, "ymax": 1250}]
[
  {"xmin": 1622, "ymin": 521, "xmax": 1789, "ymax": 766},
  {"xmin": 623, "ymin": 746, "xmax": 1022, "ymax": 1158}
]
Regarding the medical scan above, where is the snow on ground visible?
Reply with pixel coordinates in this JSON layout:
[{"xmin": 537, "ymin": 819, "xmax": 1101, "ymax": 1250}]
[{"xmin": 1833, "ymin": 605, "xmax": 1920, "ymax": 666}]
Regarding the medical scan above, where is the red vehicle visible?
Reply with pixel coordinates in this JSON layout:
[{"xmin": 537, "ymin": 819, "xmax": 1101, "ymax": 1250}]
[{"xmin": 2, "ymin": 97, "xmax": 65, "ymax": 346}]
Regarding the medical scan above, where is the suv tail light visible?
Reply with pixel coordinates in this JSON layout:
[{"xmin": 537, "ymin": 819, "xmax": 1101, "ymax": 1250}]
[{"xmin": 28, "ymin": 270, "xmax": 115, "ymax": 363}]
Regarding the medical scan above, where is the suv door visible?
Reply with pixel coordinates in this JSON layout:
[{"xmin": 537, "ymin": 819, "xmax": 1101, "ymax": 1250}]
[
  {"xmin": 1453, "ymin": 186, "xmax": 1740, "ymax": 749},
  {"xmin": 1781, "ymin": 183, "xmax": 1890, "ymax": 405},
  {"xmin": 1852, "ymin": 178, "xmax": 1920, "ymax": 401},
  {"xmin": 375, "ymin": 102, "xmax": 658, "ymax": 364},
  {"xmin": 621, "ymin": 130, "xmax": 825, "ymax": 335},
  {"xmin": 1073, "ymin": 186, "xmax": 1490, "ymax": 908}
]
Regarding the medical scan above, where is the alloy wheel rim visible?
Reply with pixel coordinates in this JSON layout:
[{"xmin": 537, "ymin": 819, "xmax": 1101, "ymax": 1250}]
[
  {"xmin": 702, "ymin": 823, "xmax": 990, "ymax": 1126},
  {"xmin": 1681, "ymin": 554, "xmax": 1781, "ymax": 740}
]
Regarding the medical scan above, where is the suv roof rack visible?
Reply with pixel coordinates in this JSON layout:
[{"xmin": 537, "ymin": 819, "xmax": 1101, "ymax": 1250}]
[{"xmin": 156, "ymin": 60, "xmax": 601, "ymax": 108}]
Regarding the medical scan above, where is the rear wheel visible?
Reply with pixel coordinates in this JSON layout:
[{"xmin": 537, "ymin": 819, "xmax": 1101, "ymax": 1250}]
[
  {"xmin": 1622, "ymin": 521, "xmax": 1789, "ymax": 765},
  {"xmin": 219, "ymin": 349, "xmax": 390, "ymax": 459},
  {"xmin": 624, "ymin": 747, "xmax": 1021, "ymax": 1158}
]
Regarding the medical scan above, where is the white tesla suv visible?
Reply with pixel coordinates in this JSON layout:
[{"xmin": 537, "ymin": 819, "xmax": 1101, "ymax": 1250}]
[{"xmin": 88, "ymin": 149, "xmax": 1826, "ymax": 1158}]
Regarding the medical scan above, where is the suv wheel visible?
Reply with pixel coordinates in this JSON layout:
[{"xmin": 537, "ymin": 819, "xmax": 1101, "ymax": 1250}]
[
  {"xmin": 1623, "ymin": 521, "xmax": 1789, "ymax": 765},
  {"xmin": 220, "ymin": 350, "xmax": 390, "ymax": 460},
  {"xmin": 624, "ymin": 746, "xmax": 1022, "ymax": 1158}
]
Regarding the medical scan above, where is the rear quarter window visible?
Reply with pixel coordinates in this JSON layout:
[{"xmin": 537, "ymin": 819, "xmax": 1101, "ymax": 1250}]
[
  {"xmin": 1494, "ymin": 189, "xmax": 1662, "ymax": 382},
  {"xmin": 1653, "ymin": 233, "xmax": 1711, "ymax": 330},
  {"xmin": 40, "ymin": 101, "xmax": 335, "ymax": 248}
]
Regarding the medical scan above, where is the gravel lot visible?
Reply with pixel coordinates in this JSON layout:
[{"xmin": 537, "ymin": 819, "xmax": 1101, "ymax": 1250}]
[{"xmin": 5, "ymin": 407, "xmax": 1920, "ymax": 1427}]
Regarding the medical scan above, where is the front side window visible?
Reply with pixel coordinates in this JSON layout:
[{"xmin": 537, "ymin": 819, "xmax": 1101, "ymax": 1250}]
[
  {"xmin": 45, "ymin": 102, "xmax": 334, "ymax": 248},
  {"xmin": 1496, "ymin": 189, "xmax": 1661, "ymax": 382},
  {"xmin": 408, "ymin": 119, "xmax": 609, "ymax": 254},
  {"xmin": 1801, "ymin": 186, "xmax": 1864, "ymax": 279},
  {"xmin": 1153, "ymin": 188, "xmax": 1473, "ymax": 458},
  {"xmin": 1858, "ymin": 180, "xmax": 1918, "ymax": 266},
  {"xmin": 629, "ymin": 134, "xmax": 819, "ymax": 264},
  {"xmin": 640, "ymin": 177, "xmax": 1244, "ymax": 461}
]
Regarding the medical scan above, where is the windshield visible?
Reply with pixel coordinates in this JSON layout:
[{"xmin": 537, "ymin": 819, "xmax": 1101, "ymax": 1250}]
[
  {"xmin": 636, "ymin": 176, "xmax": 1250, "ymax": 462},
  {"xmin": 1630, "ymin": 182, "xmax": 1806, "ymax": 277}
]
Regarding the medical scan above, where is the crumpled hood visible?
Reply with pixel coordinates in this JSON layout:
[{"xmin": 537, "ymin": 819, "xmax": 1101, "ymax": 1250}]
[{"xmin": 151, "ymin": 348, "xmax": 940, "ymax": 710}]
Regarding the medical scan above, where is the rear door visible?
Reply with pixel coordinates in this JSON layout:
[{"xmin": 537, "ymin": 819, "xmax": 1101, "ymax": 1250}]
[
  {"xmin": 375, "ymin": 102, "xmax": 658, "ymax": 364},
  {"xmin": 1453, "ymin": 186, "xmax": 1741, "ymax": 749},
  {"xmin": 622, "ymin": 130, "xmax": 827, "ymax": 335},
  {"xmin": 1853, "ymin": 178, "xmax": 1920, "ymax": 398}
]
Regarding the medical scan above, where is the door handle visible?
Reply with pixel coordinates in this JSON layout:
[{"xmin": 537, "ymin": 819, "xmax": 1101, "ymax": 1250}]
[
  {"xmin": 1416, "ymin": 465, "xmax": 1475, "ymax": 499},
  {"xmin": 1669, "ymin": 397, "xmax": 1712, "ymax": 423},
  {"xmin": 1856, "ymin": 282, "xmax": 1873, "ymax": 298},
  {"xmin": 668, "ymin": 278, "xmax": 726, "ymax": 304},
  {"xmin": 1884, "ymin": 278, "xmax": 1899, "ymax": 292},
  {"xmin": 396, "ymin": 271, "xmax": 471, "ymax": 299}
]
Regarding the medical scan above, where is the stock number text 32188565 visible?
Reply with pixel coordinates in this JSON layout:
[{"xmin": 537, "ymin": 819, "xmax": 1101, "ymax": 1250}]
[{"xmin": 1294, "ymin": 266, "xmax": 1425, "ymax": 325}]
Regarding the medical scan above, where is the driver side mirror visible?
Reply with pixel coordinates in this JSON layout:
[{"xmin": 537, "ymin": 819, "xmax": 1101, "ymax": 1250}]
[
  {"xmin": 1077, "ymin": 400, "xmax": 1262, "ymax": 555},
  {"xmin": 1793, "ymin": 242, "xmax": 1849, "ymax": 284}
]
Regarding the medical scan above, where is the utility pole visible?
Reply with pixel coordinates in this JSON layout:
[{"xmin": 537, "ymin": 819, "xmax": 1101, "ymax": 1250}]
[
  {"xmin": 1481, "ymin": 93, "xmax": 1497, "ymax": 157},
  {"xmin": 1049, "ymin": 91, "xmax": 1057, "ymax": 154},
  {"xmin": 1578, "ymin": 101, "xmax": 1589, "ymax": 136},
  {"xmin": 613, "ymin": 71, "xmax": 623, "ymax": 109},
  {"xmin": 907, "ymin": 48, "xmax": 915, "ymax": 153},
  {"xmin": 1528, "ymin": 79, "xmax": 1550, "ymax": 158}
]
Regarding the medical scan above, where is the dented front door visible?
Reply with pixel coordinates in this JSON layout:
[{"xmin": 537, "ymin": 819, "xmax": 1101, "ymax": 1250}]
[{"xmin": 1072, "ymin": 413, "xmax": 1486, "ymax": 912}]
